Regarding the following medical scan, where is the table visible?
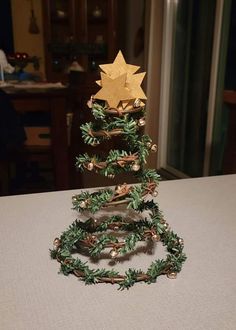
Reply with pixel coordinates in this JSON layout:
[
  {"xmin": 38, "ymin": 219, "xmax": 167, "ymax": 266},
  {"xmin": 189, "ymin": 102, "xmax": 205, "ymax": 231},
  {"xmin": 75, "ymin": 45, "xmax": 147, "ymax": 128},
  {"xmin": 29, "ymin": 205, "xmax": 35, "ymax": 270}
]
[
  {"xmin": 3, "ymin": 86, "xmax": 69, "ymax": 191},
  {"xmin": 0, "ymin": 175, "xmax": 236, "ymax": 330}
]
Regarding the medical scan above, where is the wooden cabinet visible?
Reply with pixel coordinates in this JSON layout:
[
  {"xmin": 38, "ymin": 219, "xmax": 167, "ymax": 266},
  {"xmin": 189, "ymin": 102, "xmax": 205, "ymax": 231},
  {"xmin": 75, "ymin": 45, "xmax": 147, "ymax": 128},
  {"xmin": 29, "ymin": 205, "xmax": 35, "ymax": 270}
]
[
  {"xmin": 42, "ymin": 0, "xmax": 118, "ymax": 83},
  {"xmin": 2, "ymin": 87, "xmax": 70, "ymax": 195}
]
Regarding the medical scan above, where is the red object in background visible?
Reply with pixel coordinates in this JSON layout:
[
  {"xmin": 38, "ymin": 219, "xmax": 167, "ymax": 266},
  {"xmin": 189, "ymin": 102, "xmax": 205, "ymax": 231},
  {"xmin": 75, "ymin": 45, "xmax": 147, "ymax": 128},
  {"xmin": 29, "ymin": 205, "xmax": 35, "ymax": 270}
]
[
  {"xmin": 6, "ymin": 53, "xmax": 40, "ymax": 72},
  {"xmin": 12, "ymin": 52, "xmax": 29, "ymax": 60},
  {"xmin": 15, "ymin": 52, "xmax": 22, "ymax": 59},
  {"xmin": 21, "ymin": 53, "xmax": 29, "ymax": 59}
]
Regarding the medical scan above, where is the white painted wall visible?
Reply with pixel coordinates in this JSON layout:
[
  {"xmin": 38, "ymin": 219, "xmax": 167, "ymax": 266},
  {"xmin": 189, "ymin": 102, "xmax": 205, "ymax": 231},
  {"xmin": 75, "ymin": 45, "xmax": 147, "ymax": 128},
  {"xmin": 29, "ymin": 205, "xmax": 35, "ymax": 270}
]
[{"xmin": 145, "ymin": 0, "xmax": 164, "ymax": 168}]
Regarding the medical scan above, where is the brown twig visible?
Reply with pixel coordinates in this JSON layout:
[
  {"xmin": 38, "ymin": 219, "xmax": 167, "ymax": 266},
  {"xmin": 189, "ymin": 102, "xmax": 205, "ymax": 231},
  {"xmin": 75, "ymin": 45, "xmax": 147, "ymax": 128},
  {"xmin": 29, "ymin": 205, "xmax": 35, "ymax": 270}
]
[
  {"xmin": 105, "ymin": 106, "xmax": 144, "ymax": 116},
  {"xmin": 89, "ymin": 128, "xmax": 123, "ymax": 138},
  {"xmin": 85, "ymin": 153, "xmax": 139, "ymax": 171}
]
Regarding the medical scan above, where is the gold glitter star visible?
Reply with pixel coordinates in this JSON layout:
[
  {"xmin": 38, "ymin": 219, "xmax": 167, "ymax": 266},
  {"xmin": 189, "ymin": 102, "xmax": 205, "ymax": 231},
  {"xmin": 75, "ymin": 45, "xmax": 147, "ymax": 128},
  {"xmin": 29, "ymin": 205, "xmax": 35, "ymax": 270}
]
[
  {"xmin": 126, "ymin": 72, "xmax": 147, "ymax": 100},
  {"xmin": 99, "ymin": 51, "xmax": 140, "ymax": 79},
  {"xmin": 94, "ymin": 72, "xmax": 132, "ymax": 108},
  {"xmin": 96, "ymin": 73, "xmax": 147, "ymax": 101}
]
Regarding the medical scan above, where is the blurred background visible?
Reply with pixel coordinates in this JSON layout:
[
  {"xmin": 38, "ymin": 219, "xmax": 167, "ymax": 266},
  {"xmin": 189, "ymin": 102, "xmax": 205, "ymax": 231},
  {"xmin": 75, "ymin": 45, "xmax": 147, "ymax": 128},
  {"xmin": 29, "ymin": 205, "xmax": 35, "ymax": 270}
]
[{"xmin": 0, "ymin": 0, "xmax": 235, "ymax": 195}]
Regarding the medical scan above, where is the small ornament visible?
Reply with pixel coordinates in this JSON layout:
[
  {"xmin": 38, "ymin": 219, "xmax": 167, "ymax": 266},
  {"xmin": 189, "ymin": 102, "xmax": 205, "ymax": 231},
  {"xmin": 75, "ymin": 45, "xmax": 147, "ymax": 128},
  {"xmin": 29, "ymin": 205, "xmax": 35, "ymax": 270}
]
[
  {"xmin": 113, "ymin": 225, "xmax": 119, "ymax": 231},
  {"xmin": 116, "ymin": 185, "xmax": 123, "ymax": 193},
  {"xmin": 87, "ymin": 162, "xmax": 94, "ymax": 171},
  {"xmin": 163, "ymin": 222, "xmax": 169, "ymax": 230},
  {"xmin": 153, "ymin": 191, "xmax": 158, "ymax": 197},
  {"xmin": 79, "ymin": 201, "xmax": 87, "ymax": 209},
  {"xmin": 110, "ymin": 249, "xmax": 118, "ymax": 258},
  {"xmin": 167, "ymin": 272, "xmax": 177, "ymax": 279},
  {"xmin": 87, "ymin": 95, "xmax": 94, "ymax": 108},
  {"xmin": 134, "ymin": 98, "xmax": 141, "ymax": 108},
  {"xmin": 146, "ymin": 142, "xmax": 152, "ymax": 149},
  {"xmin": 91, "ymin": 235, "xmax": 97, "ymax": 240},
  {"xmin": 152, "ymin": 233, "xmax": 160, "ymax": 241},
  {"xmin": 91, "ymin": 141, "xmax": 99, "ymax": 147},
  {"xmin": 87, "ymin": 99, "xmax": 93, "ymax": 108},
  {"xmin": 53, "ymin": 238, "xmax": 61, "ymax": 248},
  {"xmin": 132, "ymin": 163, "xmax": 140, "ymax": 171},
  {"xmin": 178, "ymin": 238, "xmax": 184, "ymax": 246},
  {"xmin": 151, "ymin": 144, "xmax": 157, "ymax": 153},
  {"xmin": 138, "ymin": 118, "xmax": 146, "ymax": 127},
  {"xmin": 72, "ymin": 195, "xmax": 77, "ymax": 202},
  {"xmin": 87, "ymin": 95, "xmax": 94, "ymax": 109},
  {"xmin": 92, "ymin": 6, "xmax": 102, "ymax": 18}
]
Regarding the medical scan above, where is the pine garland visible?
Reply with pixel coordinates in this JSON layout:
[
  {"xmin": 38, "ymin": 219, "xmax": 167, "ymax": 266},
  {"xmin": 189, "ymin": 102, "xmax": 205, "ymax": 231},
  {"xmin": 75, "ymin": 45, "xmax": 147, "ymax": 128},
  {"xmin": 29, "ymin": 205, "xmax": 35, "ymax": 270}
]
[
  {"xmin": 71, "ymin": 174, "xmax": 159, "ymax": 213},
  {"xmin": 51, "ymin": 205, "xmax": 186, "ymax": 290},
  {"xmin": 51, "ymin": 89, "xmax": 186, "ymax": 289}
]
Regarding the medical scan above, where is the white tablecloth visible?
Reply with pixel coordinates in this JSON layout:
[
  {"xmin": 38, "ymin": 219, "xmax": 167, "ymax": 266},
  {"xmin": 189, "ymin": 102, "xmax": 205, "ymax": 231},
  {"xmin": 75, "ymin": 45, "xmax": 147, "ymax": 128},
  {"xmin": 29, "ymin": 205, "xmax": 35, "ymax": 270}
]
[{"xmin": 0, "ymin": 175, "xmax": 236, "ymax": 330}]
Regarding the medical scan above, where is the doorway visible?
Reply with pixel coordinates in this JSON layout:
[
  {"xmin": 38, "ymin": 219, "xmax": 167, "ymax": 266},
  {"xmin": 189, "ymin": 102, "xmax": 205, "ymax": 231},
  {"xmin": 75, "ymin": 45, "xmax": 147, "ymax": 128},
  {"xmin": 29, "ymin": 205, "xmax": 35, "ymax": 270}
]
[{"xmin": 157, "ymin": 0, "xmax": 232, "ymax": 177}]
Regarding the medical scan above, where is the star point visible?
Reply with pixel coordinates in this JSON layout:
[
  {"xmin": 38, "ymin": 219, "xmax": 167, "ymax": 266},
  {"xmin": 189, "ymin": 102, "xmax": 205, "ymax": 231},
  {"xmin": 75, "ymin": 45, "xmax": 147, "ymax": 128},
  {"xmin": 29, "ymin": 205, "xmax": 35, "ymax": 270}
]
[
  {"xmin": 99, "ymin": 50, "xmax": 140, "ymax": 79},
  {"xmin": 126, "ymin": 72, "xmax": 147, "ymax": 100}
]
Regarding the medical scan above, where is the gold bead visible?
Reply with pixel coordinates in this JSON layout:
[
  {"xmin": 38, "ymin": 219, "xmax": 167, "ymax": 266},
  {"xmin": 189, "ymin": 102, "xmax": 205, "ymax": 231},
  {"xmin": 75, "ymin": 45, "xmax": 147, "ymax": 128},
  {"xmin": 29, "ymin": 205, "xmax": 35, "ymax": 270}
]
[
  {"xmin": 179, "ymin": 238, "xmax": 184, "ymax": 246},
  {"xmin": 138, "ymin": 118, "xmax": 146, "ymax": 127},
  {"xmin": 153, "ymin": 191, "xmax": 158, "ymax": 197},
  {"xmin": 163, "ymin": 222, "xmax": 169, "ymax": 230},
  {"xmin": 116, "ymin": 185, "xmax": 123, "ymax": 193},
  {"xmin": 110, "ymin": 249, "xmax": 118, "ymax": 259},
  {"xmin": 87, "ymin": 162, "xmax": 94, "ymax": 171},
  {"xmin": 87, "ymin": 95, "xmax": 94, "ymax": 108},
  {"xmin": 53, "ymin": 238, "xmax": 61, "ymax": 248},
  {"xmin": 151, "ymin": 144, "xmax": 157, "ymax": 153},
  {"xmin": 87, "ymin": 99, "xmax": 93, "ymax": 108},
  {"xmin": 147, "ymin": 142, "xmax": 152, "ymax": 148},
  {"xmin": 152, "ymin": 233, "xmax": 160, "ymax": 241},
  {"xmin": 113, "ymin": 226, "xmax": 119, "ymax": 231},
  {"xmin": 91, "ymin": 141, "xmax": 99, "ymax": 147},
  {"xmin": 167, "ymin": 272, "xmax": 177, "ymax": 279},
  {"xmin": 79, "ymin": 201, "xmax": 87, "ymax": 209},
  {"xmin": 72, "ymin": 195, "xmax": 77, "ymax": 202},
  {"xmin": 132, "ymin": 163, "xmax": 140, "ymax": 171}
]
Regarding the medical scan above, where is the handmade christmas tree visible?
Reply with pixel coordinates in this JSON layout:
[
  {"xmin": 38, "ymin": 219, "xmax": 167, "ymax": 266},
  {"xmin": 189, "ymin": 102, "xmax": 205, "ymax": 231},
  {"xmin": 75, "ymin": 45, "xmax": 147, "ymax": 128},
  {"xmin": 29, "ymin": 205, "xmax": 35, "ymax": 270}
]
[{"xmin": 51, "ymin": 51, "xmax": 186, "ymax": 289}]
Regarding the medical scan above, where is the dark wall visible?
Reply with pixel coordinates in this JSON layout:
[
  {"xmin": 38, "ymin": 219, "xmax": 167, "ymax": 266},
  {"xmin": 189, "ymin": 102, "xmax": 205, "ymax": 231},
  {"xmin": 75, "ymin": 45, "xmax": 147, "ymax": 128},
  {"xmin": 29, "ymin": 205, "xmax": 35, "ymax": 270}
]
[
  {"xmin": 224, "ymin": 1, "xmax": 236, "ymax": 89},
  {"xmin": 0, "ymin": 0, "xmax": 14, "ymax": 53}
]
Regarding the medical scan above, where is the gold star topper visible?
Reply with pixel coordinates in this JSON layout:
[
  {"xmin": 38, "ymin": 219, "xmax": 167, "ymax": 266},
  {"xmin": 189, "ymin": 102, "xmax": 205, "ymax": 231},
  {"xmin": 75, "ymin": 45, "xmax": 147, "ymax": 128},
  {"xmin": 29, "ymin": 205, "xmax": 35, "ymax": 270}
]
[
  {"xmin": 99, "ymin": 50, "xmax": 140, "ymax": 79},
  {"xmin": 94, "ymin": 51, "xmax": 147, "ymax": 108},
  {"xmin": 95, "ymin": 73, "xmax": 131, "ymax": 108}
]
